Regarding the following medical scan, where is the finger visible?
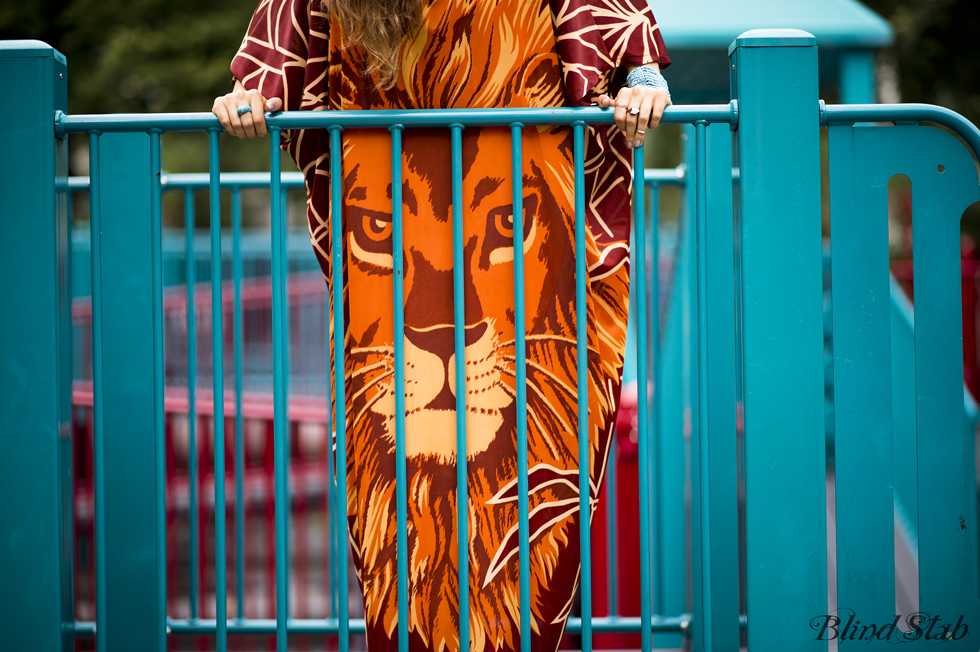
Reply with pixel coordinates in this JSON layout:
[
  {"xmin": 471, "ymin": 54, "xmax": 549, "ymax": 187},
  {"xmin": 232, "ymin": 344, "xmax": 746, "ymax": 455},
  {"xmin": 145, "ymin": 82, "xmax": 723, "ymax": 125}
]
[
  {"xmin": 597, "ymin": 94, "xmax": 613, "ymax": 109},
  {"xmin": 633, "ymin": 92, "xmax": 655, "ymax": 148},
  {"xmin": 648, "ymin": 91, "xmax": 670, "ymax": 131},
  {"xmin": 249, "ymin": 91, "xmax": 268, "ymax": 137},
  {"xmin": 240, "ymin": 89, "xmax": 266, "ymax": 138},
  {"xmin": 614, "ymin": 87, "xmax": 630, "ymax": 137},
  {"xmin": 265, "ymin": 97, "xmax": 282, "ymax": 112},
  {"xmin": 225, "ymin": 96, "xmax": 248, "ymax": 139},
  {"xmin": 623, "ymin": 86, "xmax": 645, "ymax": 144},
  {"xmin": 240, "ymin": 104, "xmax": 257, "ymax": 139},
  {"xmin": 213, "ymin": 100, "xmax": 235, "ymax": 137}
]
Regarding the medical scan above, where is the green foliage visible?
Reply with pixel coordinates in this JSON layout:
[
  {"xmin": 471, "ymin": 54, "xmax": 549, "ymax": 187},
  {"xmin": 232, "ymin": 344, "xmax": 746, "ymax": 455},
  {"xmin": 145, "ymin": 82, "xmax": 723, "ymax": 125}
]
[
  {"xmin": 1, "ymin": 0, "xmax": 251, "ymax": 114},
  {"xmin": 863, "ymin": 0, "xmax": 980, "ymax": 125},
  {"xmin": 1, "ymin": 0, "xmax": 296, "ymax": 204}
]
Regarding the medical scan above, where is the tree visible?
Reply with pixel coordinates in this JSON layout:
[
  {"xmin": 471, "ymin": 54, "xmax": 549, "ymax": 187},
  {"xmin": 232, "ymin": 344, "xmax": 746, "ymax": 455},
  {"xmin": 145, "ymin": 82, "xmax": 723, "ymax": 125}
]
[{"xmin": 864, "ymin": 0, "xmax": 980, "ymax": 125}]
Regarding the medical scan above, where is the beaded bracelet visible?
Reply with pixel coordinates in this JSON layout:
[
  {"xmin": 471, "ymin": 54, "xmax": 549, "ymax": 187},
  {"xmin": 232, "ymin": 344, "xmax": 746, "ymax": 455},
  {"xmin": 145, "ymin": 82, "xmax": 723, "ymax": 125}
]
[{"xmin": 626, "ymin": 66, "xmax": 670, "ymax": 100}]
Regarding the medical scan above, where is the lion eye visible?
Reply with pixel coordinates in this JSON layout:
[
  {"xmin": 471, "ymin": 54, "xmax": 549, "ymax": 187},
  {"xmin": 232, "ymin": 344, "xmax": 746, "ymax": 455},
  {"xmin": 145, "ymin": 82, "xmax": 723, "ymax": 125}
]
[
  {"xmin": 363, "ymin": 214, "xmax": 392, "ymax": 242},
  {"xmin": 495, "ymin": 213, "xmax": 514, "ymax": 239}
]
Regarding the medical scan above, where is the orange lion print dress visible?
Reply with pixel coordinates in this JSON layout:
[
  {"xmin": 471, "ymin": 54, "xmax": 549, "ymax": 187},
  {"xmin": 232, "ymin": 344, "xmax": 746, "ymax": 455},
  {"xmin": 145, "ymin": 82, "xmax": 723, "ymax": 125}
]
[{"xmin": 231, "ymin": 1, "xmax": 668, "ymax": 650}]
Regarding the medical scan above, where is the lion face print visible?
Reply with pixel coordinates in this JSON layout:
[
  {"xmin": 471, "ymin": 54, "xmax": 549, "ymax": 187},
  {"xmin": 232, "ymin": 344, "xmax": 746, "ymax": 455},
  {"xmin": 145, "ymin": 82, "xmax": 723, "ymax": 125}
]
[
  {"xmin": 340, "ymin": 126, "xmax": 619, "ymax": 652},
  {"xmin": 232, "ymin": 0, "xmax": 667, "ymax": 648}
]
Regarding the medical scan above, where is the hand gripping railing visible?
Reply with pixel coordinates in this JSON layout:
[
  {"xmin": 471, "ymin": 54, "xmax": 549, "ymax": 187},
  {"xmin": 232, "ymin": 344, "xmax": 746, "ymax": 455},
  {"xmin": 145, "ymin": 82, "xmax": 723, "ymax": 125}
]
[{"xmin": 55, "ymin": 103, "xmax": 735, "ymax": 652}]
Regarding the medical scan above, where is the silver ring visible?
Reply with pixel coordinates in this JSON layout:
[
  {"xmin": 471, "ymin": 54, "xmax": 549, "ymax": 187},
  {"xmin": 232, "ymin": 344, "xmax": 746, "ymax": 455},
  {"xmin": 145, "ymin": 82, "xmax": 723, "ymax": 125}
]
[
  {"xmin": 629, "ymin": 106, "xmax": 640, "ymax": 116},
  {"xmin": 236, "ymin": 105, "xmax": 252, "ymax": 117},
  {"xmin": 616, "ymin": 102, "xmax": 629, "ymax": 109},
  {"xmin": 636, "ymin": 130, "xmax": 646, "ymax": 135}
]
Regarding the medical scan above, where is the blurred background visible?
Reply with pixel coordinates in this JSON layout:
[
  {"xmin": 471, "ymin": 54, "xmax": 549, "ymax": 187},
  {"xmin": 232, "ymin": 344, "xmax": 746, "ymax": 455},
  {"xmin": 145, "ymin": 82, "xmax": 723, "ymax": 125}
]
[{"xmin": 4, "ymin": 1, "xmax": 980, "ymax": 649}]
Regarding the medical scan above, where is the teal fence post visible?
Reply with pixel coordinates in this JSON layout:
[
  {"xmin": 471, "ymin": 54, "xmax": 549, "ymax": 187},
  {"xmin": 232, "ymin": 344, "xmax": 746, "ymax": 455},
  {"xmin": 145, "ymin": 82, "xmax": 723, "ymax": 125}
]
[
  {"xmin": 0, "ymin": 40, "xmax": 74, "ymax": 651},
  {"xmin": 684, "ymin": 119, "xmax": 740, "ymax": 651},
  {"xmin": 729, "ymin": 30, "xmax": 827, "ymax": 650},
  {"xmin": 97, "ymin": 133, "xmax": 164, "ymax": 650},
  {"xmin": 838, "ymin": 50, "xmax": 876, "ymax": 105}
]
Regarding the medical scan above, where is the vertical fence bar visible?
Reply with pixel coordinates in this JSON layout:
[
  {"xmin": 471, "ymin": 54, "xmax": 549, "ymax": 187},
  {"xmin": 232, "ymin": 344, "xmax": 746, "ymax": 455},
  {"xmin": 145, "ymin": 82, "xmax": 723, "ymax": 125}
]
[
  {"xmin": 329, "ymin": 125, "xmax": 351, "ymax": 652},
  {"xmin": 325, "ymin": 321, "xmax": 339, "ymax": 619},
  {"xmin": 184, "ymin": 186, "xmax": 200, "ymax": 620},
  {"xmin": 693, "ymin": 121, "xmax": 711, "ymax": 651},
  {"xmin": 232, "ymin": 186, "xmax": 245, "ymax": 621},
  {"xmin": 323, "ymin": 284, "xmax": 339, "ymax": 619},
  {"xmin": 150, "ymin": 130, "xmax": 167, "ymax": 651},
  {"xmin": 269, "ymin": 126, "xmax": 288, "ymax": 652},
  {"xmin": 450, "ymin": 123, "xmax": 470, "ymax": 651},
  {"xmin": 605, "ymin": 433, "xmax": 617, "ymax": 617},
  {"xmin": 632, "ymin": 143, "xmax": 652, "ymax": 652},
  {"xmin": 89, "ymin": 131, "xmax": 108, "ymax": 652},
  {"xmin": 389, "ymin": 124, "xmax": 410, "ymax": 652},
  {"xmin": 510, "ymin": 122, "xmax": 532, "ymax": 652},
  {"xmin": 209, "ymin": 129, "xmax": 228, "ymax": 650},
  {"xmin": 572, "ymin": 122, "xmax": 592, "ymax": 652},
  {"xmin": 279, "ymin": 187, "xmax": 290, "ymax": 623},
  {"xmin": 647, "ymin": 182, "xmax": 662, "ymax": 617}
]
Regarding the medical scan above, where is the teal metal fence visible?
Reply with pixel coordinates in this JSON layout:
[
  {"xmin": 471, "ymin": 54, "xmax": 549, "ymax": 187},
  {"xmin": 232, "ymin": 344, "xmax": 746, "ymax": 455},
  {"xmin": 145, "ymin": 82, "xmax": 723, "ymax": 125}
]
[{"xmin": 4, "ymin": 28, "xmax": 980, "ymax": 652}]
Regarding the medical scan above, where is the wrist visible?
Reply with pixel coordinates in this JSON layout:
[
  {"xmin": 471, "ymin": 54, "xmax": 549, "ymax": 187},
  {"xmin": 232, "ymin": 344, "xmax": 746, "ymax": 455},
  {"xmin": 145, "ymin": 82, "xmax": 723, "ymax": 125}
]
[{"xmin": 626, "ymin": 65, "xmax": 670, "ymax": 100}]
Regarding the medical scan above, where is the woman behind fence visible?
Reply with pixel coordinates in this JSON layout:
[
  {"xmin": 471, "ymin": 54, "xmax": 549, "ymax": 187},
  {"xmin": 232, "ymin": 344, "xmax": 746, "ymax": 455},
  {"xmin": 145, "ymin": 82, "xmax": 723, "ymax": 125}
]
[{"xmin": 213, "ymin": 0, "xmax": 670, "ymax": 650}]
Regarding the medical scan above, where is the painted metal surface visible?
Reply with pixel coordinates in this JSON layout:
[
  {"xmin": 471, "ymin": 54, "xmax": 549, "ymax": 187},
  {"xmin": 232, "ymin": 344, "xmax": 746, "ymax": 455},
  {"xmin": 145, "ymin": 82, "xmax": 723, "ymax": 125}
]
[
  {"xmin": 653, "ymin": 0, "xmax": 892, "ymax": 50},
  {"xmin": 9, "ymin": 30, "xmax": 980, "ymax": 652},
  {"xmin": 391, "ymin": 124, "xmax": 410, "ymax": 652},
  {"xmin": 0, "ymin": 43, "xmax": 73, "ymax": 652},
  {"xmin": 510, "ymin": 122, "xmax": 532, "ymax": 652},
  {"xmin": 828, "ymin": 125, "xmax": 897, "ymax": 643},
  {"xmin": 574, "ymin": 121, "xmax": 593, "ymax": 652},
  {"xmin": 632, "ymin": 142, "xmax": 654, "ymax": 652},
  {"xmin": 835, "ymin": 124, "xmax": 980, "ymax": 638},
  {"xmin": 731, "ymin": 30, "xmax": 828, "ymax": 651},
  {"xmin": 450, "ymin": 123, "xmax": 471, "ymax": 650},
  {"xmin": 97, "ymin": 133, "xmax": 161, "ymax": 650},
  {"xmin": 688, "ymin": 119, "xmax": 740, "ymax": 652},
  {"xmin": 55, "ymin": 105, "xmax": 737, "ymax": 136}
]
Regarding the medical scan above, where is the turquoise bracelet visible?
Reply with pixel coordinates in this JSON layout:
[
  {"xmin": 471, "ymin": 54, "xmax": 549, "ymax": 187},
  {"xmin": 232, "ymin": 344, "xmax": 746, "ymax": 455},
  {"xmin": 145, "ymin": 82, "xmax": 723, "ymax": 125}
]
[{"xmin": 626, "ymin": 66, "xmax": 670, "ymax": 100}]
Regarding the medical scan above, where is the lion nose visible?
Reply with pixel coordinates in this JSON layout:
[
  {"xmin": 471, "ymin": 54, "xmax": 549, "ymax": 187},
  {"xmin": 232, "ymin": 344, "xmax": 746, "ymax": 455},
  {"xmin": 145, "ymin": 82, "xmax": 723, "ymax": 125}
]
[
  {"xmin": 403, "ymin": 321, "xmax": 488, "ymax": 362},
  {"xmin": 405, "ymin": 322, "xmax": 488, "ymax": 412}
]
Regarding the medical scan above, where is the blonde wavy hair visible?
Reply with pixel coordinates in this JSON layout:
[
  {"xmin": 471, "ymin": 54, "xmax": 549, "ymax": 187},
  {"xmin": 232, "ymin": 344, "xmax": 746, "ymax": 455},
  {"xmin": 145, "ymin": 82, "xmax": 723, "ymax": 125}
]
[{"xmin": 323, "ymin": 0, "xmax": 422, "ymax": 89}]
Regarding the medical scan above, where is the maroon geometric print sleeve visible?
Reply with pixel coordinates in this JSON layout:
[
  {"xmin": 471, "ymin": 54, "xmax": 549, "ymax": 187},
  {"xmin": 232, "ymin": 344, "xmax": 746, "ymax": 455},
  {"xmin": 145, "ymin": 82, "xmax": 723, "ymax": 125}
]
[
  {"xmin": 549, "ymin": 0, "xmax": 670, "ymax": 106},
  {"xmin": 230, "ymin": 0, "xmax": 311, "ymax": 112},
  {"xmin": 230, "ymin": 0, "xmax": 329, "ymax": 172}
]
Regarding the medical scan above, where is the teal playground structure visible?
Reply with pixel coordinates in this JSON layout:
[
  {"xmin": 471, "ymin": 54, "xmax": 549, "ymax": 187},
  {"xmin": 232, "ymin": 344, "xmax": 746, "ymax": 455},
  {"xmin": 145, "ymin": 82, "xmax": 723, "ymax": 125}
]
[{"xmin": 3, "ymin": 28, "xmax": 980, "ymax": 652}]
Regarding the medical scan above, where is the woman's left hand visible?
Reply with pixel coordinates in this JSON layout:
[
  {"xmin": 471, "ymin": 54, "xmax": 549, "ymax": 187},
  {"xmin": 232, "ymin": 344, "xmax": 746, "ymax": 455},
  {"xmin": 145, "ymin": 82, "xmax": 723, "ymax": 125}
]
[{"xmin": 597, "ymin": 80, "xmax": 671, "ymax": 149}]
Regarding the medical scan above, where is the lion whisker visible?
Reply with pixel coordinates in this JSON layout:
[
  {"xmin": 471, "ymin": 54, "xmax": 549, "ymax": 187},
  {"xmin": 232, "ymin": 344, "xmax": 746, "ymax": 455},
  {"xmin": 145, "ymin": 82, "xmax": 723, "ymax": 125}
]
[
  {"xmin": 350, "ymin": 370, "xmax": 395, "ymax": 405},
  {"xmin": 524, "ymin": 382, "xmax": 574, "ymax": 435},
  {"xmin": 351, "ymin": 360, "xmax": 390, "ymax": 379},
  {"xmin": 491, "ymin": 361, "xmax": 578, "ymax": 400}
]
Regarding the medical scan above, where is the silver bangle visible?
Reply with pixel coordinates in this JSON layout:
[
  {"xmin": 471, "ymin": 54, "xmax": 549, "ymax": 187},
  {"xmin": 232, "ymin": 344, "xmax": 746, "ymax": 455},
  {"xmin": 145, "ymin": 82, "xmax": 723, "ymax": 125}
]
[{"xmin": 626, "ymin": 66, "xmax": 670, "ymax": 100}]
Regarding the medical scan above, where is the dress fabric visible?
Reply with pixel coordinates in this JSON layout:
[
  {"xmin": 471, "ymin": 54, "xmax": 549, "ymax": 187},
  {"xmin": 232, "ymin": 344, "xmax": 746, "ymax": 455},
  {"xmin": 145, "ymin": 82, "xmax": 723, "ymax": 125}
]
[{"xmin": 231, "ymin": 2, "xmax": 668, "ymax": 651}]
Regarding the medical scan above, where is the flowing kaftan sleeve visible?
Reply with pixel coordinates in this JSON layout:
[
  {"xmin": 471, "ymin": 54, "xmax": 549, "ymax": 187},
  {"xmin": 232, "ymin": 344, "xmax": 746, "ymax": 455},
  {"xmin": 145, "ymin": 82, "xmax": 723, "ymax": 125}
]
[
  {"xmin": 546, "ymin": 0, "xmax": 671, "ymax": 305},
  {"xmin": 230, "ymin": 0, "xmax": 331, "ymax": 174},
  {"xmin": 549, "ymin": 0, "xmax": 670, "ymax": 106},
  {"xmin": 229, "ymin": 0, "xmax": 336, "ymax": 343}
]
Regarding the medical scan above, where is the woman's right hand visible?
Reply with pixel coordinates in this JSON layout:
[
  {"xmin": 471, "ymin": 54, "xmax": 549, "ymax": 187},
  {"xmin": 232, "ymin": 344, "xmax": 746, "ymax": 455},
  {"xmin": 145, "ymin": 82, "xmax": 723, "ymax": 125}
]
[{"xmin": 212, "ymin": 80, "xmax": 282, "ymax": 138}]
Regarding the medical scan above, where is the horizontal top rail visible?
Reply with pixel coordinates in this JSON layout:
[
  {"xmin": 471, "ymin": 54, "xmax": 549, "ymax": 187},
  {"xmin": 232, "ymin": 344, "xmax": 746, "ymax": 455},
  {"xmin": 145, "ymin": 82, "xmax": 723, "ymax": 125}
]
[
  {"xmin": 821, "ymin": 101, "xmax": 980, "ymax": 165},
  {"xmin": 54, "ymin": 103, "xmax": 739, "ymax": 137},
  {"xmin": 65, "ymin": 169, "xmax": 681, "ymax": 192},
  {"xmin": 644, "ymin": 165, "xmax": 687, "ymax": 185},
  {"xmin": 65, "ymin": 172, "xmax": 306, "ymax": 192}
]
